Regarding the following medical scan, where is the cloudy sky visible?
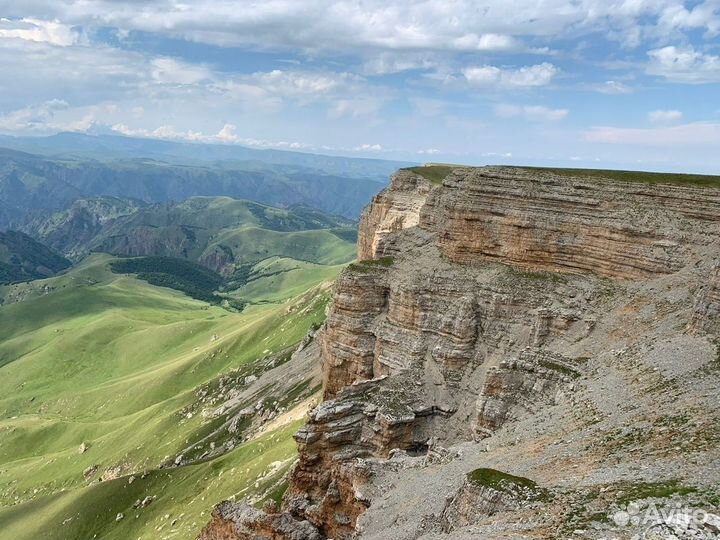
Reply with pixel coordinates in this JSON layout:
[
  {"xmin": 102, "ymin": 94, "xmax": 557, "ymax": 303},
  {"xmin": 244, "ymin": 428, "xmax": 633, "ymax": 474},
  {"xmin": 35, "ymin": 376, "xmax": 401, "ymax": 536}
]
[{"xmin": 0, "ymin": 1, "xmax": 719, "ymax": 172}]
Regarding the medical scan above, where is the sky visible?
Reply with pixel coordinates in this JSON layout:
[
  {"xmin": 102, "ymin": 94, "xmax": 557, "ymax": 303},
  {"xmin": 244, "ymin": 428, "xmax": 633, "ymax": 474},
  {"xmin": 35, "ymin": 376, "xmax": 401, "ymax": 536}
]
[{"xmin": 0, "ymin": 1, "xmax": 719, "ymax": 173}]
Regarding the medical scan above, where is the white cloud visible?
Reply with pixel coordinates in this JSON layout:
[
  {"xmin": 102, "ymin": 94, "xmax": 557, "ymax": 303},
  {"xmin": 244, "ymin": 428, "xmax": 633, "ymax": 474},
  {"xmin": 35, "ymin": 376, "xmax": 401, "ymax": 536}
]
[
  {"xmin": 363, "ymin": 53, "xmax": 437, "ymax": 75},
  {"xmin": 0, "ymin": 38, "xmax": 151, "ymax": 108},
  {"xmin": 647, "ymin": 46, "xmax": 720, "ymax": 83},
  {"xmin": 251, "ymin": 70, "xmax": 348, "ymax": 99},
  {"xmin": 648, "ymin": 109, "xmax": 683, "ymax": 123},
  {"xmin": 353, "ymin": 143, "xmax": 383, "ymax": 152},
  {"xmin": 151, "ymin": 58, "xmax": 213, "ymax": 85},
  {"xmin": 0, "ymin": 99, "xmax": 69, "ymax": 131},
  {"xmin": 451, "ymin": 33, "xmax": 522, "ymax": 52},
  {"xmin": 0, "ymin": 28, "xmax": 385, "ymax": 124},
  {"xmin": 591, "ymin": 80, "xmax": 634, "ymax": 95},
  {"xmin": 0, "ymin": 17, "xmax": 80, "ymax": 46},
  {"xmin": 0, "ymin": 100, "xmax": 123, "ymax": 134},
  {"xmin": 8, "ymin": 1, "xmax": 710, "ymax": 54},
  {"xmin": 658, "ymin": 2, "xmax": 720, "ymax": 35},
  {"xmin": 586, "ymin": 122, "xmax": 720, "ymax": 146},
  {"xmin": 463, "ymin": 63, "xmax": 558, "ymax": 88},
  {"xmin": 495, "ymin": 104, "xmax": 568, "ymax": 121},
  {"xmin": 417, "ymin": 148, "xmax": 440, "ymax": 155},
  {"xmin": 331, "ymin": 98, "xmax": 385, "ymax": 118},
  {"xmin": 482, "ymin": 151, "xmax": 513, "ymax": 158},
  {"xmin": 111, "ymin": 122, "xmax": 313, "ymax": 149},
  {"xmin": 216, "ymin": 70, "xmax": 384, "ymax": 114}
]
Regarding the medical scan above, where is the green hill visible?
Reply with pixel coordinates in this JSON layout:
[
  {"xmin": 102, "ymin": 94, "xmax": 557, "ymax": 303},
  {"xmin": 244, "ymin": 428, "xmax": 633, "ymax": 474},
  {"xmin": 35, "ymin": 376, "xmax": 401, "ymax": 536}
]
[
  {"xmin": 20, "ymin": 197, "xmax": 145, "ymax": 260},
  {"xmin": 0, "ymin": 231, "xmax": 70, "ymax": 284},
  {"xmin": 0, "ymin": 254, "xmax": 334, "ymax": 539},
  {"xmin": 21, "ymin": 196, "xmax": 357, "ymax": 307},
  {"xmin": 110, "ymin": 256, "xmax": 226, "ymax": 304},
  {"xmin": 0, "ymin": 142, "xmax": 395, "ymax": 228},
  {"xmin": 23, "ymin": 196, "xmax": 356, "ymax": 274}
]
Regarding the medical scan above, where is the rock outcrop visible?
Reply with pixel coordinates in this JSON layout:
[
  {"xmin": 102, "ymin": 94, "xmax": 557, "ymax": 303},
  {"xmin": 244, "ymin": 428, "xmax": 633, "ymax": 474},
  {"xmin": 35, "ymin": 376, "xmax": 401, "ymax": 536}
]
[
  {"xmin": 200, "ymin": 166, "xmax": 720, "ymax": 540},
  {"xmin": 198, "ymin": 501, "xmax": 322, "ymax": 540}
]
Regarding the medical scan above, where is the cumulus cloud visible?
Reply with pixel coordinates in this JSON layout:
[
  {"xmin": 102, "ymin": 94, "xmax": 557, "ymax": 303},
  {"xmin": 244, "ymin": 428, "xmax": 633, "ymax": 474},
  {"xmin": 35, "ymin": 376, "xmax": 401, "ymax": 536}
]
[
  {"xmin": 363, "ymin": 53, "xmax": 438, "ymax": 75},
  {"xmin": 0, "ymin": 26, "xmax": 385, "ymax": 125},
  {"xmin": 591, "ymin": 80, "xmax": 634, "ymax": 95},
  {"xmin": 586, "ymin": 122, "xmax": 720, "ymax": 146},
  {"xmin": 111, "ymin": 122, "xmax": 312, "ymax": 149},
  {"xmin": 250, "ymin": 70, "xmax": 348, "ymax": 99},
  {"xmin": 463, "ymin": 63, "xmax": 558, "ymax": 88},
  {"xmin": 331, "ymin": 98, "xmax": 385, "ymax": 118},
  {"xmin": 658, "ymin": 1, "xmax": 720, "ymax": 35},
  {"xmin": 0, "ymin": 17, "xmax": 80, "ymax": 46},
  {"xmin": 495, "ymin": 104, "xmax": 568, "ymax": 122},
  {"xmin": 5, "ymin": 1, "xmax": 712, "ymax": 53},
  {"xmin": 0, "ymin": 100, "xmax": 120, "ymax": 134},
  {"xmin": 353, "ymin": 143, "xmax": 383, "ymax": 152},
  {"xmin": 648, "ymin": 109, "xmax": 683, "ymax": 123},
  {"xmin": 647, "ymin": 46, "xmax": 720, "ymax": 83},
  {"xmin": 451, "ymin": 33, "xmax": 523, "ymax": 52},
  {"xmin": 151, "ymin": 58, "xmax": 213, "ymax": 85},
  {"xmin": 0, "ymin": 99, "xmax": 69, "ymax": 131}
]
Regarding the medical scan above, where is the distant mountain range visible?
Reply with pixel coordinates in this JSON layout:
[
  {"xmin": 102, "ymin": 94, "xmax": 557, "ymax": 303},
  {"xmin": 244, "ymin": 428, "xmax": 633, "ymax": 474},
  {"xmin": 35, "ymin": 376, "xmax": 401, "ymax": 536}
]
[
  {"xmin": 0, "ymin": 133, "xmax": 414, "ymax": 228},
  {"xmin": 0, "ymin": 132, "xmax": 414, "ymax": 179},
  {"xmin": 21, "ymin": 195, "xmax": 356, "ymax": 279}
]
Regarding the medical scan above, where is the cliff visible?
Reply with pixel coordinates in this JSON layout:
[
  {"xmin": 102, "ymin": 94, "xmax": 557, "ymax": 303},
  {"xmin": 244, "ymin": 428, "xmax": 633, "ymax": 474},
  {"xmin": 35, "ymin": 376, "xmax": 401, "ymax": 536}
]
[{"xmin": 199, "ymin": 166, "xmax": 720, "ymax": 540}]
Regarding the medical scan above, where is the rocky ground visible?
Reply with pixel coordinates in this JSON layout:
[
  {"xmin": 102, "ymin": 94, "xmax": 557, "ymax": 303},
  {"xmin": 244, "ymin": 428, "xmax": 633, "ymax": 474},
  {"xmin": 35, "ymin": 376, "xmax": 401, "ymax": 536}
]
[{"xmin": 198, "ymin": 166, "xmax": 720, "ymax": 540}]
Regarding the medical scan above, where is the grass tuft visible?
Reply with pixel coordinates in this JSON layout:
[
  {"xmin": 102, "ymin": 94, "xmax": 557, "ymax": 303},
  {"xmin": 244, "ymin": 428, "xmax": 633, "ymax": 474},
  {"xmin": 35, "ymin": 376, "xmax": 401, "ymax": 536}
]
[
  {"xmin": 404, "ymin": 165, "xmax": 455, "ymax": 184},
  {"xmin": 347, "ymin": 257, "xmax": 394, "ymax": 274}
]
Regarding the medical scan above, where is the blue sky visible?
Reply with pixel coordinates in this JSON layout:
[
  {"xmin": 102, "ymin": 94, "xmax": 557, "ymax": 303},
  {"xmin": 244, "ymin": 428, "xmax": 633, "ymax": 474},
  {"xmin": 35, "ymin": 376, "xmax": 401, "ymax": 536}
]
[{"xmin": 0, "ymin": 1, "xmax": 719, "ymax": 173}]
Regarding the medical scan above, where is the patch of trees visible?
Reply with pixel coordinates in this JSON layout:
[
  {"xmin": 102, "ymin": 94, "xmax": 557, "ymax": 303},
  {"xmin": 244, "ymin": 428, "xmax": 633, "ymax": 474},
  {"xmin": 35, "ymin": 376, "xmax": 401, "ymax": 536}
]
[{"xmin": 111, "ymin": 256, "xmax": 224, "ymax": 303}]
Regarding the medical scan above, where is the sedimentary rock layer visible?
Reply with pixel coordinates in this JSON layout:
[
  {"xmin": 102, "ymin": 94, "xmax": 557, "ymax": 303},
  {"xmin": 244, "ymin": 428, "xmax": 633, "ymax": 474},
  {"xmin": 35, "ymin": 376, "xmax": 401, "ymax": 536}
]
[{"xmin": 200, "ymin": 166, "xmax": 720, "ymax": 540}]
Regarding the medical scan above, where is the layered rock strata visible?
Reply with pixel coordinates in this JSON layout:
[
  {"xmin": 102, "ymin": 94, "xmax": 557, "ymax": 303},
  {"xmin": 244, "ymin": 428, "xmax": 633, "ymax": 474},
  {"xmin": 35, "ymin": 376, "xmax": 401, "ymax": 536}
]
[{"xmin": 200, "ymin": 166, "xmax": 720, "ymax": 540}]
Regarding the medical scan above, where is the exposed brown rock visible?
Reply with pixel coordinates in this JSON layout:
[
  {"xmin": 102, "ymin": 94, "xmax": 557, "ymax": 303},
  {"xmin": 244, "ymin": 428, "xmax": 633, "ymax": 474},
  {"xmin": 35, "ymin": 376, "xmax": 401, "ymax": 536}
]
[
  {"xmin": 199, "ymin": 166, "xmax": 720, "ymax": 540},
  {"xmin": 357, "ymin": 169, "xmax": 434, "ymax": 261},
  {"xmin": 421, "ymin": 168, "xmax": 720, "ymax": 279},
  {"xmin": 689, "ymin": 262, "xmax": 720, "ymax": 333},
  {"xmin": 198, "ymin": 501, "xmax": 321, "ymax": 540}
]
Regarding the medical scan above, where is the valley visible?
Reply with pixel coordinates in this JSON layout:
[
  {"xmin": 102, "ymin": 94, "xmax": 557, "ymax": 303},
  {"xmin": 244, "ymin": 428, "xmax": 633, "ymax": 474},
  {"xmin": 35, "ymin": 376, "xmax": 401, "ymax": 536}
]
[
  {"xmin": 0, "ymin": 254, "xmax": 333, "ymax": 540},
  {"xmin": 0, "ymin": 160, "xmax": 363, "ymax": 539},
  {"xmin": 2, "ymin": 3, "xmax": 719, "ymax": 538},
  {"xmin": 2, "ymin": 160, "xmax": 719, "ymax": 540}
]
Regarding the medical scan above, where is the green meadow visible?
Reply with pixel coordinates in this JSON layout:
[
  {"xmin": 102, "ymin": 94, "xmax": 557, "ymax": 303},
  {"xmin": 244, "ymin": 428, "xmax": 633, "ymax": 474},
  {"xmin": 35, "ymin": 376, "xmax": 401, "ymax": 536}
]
[{"xmin": 0, "ymin": 253, "xmax": 338, "ymax": 540}]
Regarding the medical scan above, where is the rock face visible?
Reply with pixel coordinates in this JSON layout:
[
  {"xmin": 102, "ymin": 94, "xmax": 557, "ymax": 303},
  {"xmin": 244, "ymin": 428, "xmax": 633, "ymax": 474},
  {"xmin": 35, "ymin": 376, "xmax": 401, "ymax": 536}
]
[
  {"xmin": 690, "ymin": 262, "xmax": 720, "ymax": 333},
  {"xmin": 199, "ymin": 166, "xmax": 720, "ymax": 540},
  {"xmin": 198, "ymin": 501, "xmax": 322, "ymax": 540},
  {"xmin": 423, "ymin": 168, "xmax": 719, "ymax": 279},
  {"xmin": 357, "ymin": 171, "xmax": 433, "ymax": 261}
]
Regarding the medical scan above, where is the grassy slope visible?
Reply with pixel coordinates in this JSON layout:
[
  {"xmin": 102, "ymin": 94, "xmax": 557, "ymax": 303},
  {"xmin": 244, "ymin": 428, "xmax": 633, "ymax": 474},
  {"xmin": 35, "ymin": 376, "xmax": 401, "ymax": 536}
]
[
  {"xmin": 0, "ymin": 421, "xmax": 303, "ymax": 540},
  {"xmin": 0, "ymin": 254, "xmax": 333, "ymax": 540},
  {"xmin": 204, "ymin": 226, "xmax": 356, "ymax": 267},
  {"xmin": 230, "ymin": 257, "xmax": 346, "ymax": 305}
]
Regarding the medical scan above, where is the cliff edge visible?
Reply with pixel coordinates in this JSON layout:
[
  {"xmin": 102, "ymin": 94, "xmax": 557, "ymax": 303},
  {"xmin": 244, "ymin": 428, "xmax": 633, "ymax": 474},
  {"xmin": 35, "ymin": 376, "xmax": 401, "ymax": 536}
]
[{"xmin": 200, "ymin": 166, "xmax": 720, "ymax": 540}]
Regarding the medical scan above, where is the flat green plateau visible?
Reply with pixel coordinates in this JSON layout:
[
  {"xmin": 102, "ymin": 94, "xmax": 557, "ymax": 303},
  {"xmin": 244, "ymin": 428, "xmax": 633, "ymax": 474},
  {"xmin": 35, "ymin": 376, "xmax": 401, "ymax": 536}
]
[
  {"xmin": 511, "ymin": 166, "xmax": 720, "ymax": 187},
  {"xmin": 407, "ymin": 164, "xmax": 720, "ymax": 187}
]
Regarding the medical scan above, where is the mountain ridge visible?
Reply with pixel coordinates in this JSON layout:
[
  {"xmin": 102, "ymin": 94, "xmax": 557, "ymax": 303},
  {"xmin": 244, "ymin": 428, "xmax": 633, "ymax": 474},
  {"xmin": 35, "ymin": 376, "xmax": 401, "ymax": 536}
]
[
  {"xmin": 0, "ymin": 144, "xmax": 393, "ymax": 228},
  {"xmin": 0, "ymin": 230, "xmax": 71, "ymax": 284}
]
